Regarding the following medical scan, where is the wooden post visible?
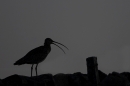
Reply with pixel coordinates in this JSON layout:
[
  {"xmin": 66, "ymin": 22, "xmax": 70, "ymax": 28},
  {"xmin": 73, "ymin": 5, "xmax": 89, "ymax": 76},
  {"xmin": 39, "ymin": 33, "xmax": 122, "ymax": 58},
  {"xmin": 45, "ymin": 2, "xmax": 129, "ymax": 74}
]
[{"xmin": 86, "ymin": 56, "xmax": 100, "ymax": 86}]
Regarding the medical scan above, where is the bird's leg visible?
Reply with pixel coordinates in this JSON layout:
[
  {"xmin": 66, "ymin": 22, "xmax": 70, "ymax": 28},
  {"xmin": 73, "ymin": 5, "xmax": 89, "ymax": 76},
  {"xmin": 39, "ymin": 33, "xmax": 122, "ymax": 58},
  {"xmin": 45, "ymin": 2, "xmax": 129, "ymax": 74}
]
[
  {"xmin": 31, "ymin": 64, "xmax": 34, "ymax": 77},
  {"xmin": 35, "ymin": 64, "xmax": 39, "ymax": 76}
]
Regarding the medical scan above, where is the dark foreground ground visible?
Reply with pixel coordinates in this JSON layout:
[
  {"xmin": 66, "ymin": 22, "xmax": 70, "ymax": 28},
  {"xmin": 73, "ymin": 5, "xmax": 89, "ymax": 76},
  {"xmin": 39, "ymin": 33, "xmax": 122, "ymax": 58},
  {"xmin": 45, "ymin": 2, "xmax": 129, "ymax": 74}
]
[{"xmin": 0, "ymin": 70, "xmax": 130, "ymax": 86}]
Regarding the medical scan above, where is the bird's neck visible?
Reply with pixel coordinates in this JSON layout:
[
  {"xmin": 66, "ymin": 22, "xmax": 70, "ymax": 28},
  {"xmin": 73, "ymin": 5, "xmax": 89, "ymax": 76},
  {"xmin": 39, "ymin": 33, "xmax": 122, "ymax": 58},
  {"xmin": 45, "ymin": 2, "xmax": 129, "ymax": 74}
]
[{"xmin": 44, "ymin": 43, "xmax": 51, "ymax": 47}]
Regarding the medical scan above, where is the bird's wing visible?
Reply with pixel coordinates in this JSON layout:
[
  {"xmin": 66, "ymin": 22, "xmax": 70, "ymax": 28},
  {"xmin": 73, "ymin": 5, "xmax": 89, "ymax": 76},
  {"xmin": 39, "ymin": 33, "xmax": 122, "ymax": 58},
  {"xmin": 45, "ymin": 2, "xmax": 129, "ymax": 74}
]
[{"xmin": 14, "ymin": 46, "xmax": 44, "ymax": 65}]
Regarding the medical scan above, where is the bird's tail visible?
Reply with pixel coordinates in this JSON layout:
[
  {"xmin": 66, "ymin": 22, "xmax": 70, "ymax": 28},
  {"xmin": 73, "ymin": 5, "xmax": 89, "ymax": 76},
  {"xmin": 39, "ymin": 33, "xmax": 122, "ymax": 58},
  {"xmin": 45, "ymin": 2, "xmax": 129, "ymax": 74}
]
[
  {"xmin": 14, "ymin": 62, "xmax": 21, "ymax": 65},
  {"xmin": 14, "ymin": 60, "xmax": 24, "ymax": 65},
  {"xmin": 14, "ymin": 62, "xmax": 19, "ymax": 65},
  {"xmin": 14, "ymin": 57, "xmax": 26, "ymax": 65}
]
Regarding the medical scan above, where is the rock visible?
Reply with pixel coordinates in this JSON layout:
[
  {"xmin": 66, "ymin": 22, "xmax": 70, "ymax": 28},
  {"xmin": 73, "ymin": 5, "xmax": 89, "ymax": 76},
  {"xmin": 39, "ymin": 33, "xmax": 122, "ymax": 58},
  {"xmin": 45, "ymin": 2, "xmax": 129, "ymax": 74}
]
[
  {"xmin": 1, "ymin": 73, "xmax": 90, "ymax": 86},
  {"xmin": 98, "ymin": 70, "xmax": 107, "ymax": 82},
  {"xmin": 2, "ymin": 74, "xmax": 45, "ymax": 86},
  {"xmin": 54, "ymin": 73, "xmax": 70, "ymax": 86},
  {"xmin": 0, "ymin": 79, "xmax": 4, "ymax": 86},
  {"xmin": 68, "ymin": 72, "xmax": 90, "ymax": 86},
  {"xmin": 54, "ymin": 72, "xmax": 89, "ymax": 86},
  {"xmin": 34, "ymin": 74, "xmax": 55, "ymax": 86},
  {"xmin": 120, "ymin": 72, "xmax": 130, "ymax": 82},
  {"xmin": 101, "ymin": 72, "xmax": 130, "ymax": 86}
]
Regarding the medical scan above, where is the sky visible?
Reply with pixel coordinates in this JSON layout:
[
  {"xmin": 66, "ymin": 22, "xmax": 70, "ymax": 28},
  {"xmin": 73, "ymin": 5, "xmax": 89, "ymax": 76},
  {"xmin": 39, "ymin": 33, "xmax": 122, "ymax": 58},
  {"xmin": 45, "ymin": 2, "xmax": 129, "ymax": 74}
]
[{"xmin": 0, "ymin": 0, "xmax": 130, "ymax": 79}]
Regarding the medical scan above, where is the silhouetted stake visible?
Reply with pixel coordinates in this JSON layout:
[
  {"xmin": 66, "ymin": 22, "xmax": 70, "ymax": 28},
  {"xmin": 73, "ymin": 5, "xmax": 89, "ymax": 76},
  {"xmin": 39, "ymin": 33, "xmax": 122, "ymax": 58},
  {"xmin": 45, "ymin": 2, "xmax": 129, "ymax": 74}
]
[
  {"xmin": 14, "ymin": 38, "xmax": 69, "ymax": 77},
  {"xmin": 86, "ymin": 56, "xmax": 100, "ymax": 86}
]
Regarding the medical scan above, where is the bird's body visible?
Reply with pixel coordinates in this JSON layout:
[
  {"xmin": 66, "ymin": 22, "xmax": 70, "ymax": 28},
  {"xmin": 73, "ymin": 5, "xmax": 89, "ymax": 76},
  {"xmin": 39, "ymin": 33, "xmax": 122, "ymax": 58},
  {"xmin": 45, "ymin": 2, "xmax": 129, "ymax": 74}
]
[
  {"xmin": 14, "ymin": 38, "xmax": 68, "ymax": 77},
  {"xmin": 14, "ymin": 45, "xmax": 51, "ymax": 65}
]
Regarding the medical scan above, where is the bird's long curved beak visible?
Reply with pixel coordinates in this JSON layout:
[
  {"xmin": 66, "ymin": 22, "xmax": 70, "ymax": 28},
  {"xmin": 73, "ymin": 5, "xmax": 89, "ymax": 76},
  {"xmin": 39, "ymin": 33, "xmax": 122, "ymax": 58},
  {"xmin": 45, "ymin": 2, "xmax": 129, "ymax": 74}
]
[{"xmin": 52, "ymin": 41, "xmax": 69, "ymax": 54}]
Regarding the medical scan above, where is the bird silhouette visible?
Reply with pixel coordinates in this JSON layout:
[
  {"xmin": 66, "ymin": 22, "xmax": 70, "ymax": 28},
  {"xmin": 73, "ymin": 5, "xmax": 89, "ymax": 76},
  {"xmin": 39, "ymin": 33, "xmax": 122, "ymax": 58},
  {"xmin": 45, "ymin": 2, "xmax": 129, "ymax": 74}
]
[{"xmin": 14, "ymin": 38, "xmax": 68, "ymax": 77}]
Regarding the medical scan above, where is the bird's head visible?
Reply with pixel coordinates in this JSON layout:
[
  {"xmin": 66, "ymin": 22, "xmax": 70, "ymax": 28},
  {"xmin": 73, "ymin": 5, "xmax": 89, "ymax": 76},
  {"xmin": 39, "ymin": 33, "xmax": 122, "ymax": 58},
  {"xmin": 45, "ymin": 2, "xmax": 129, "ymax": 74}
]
[
  {"xmin": 45, "ymin": 38, "xmax": 54, "ymax": 44},
  {"xmin": 44, "ymin": 38, "xmax": 69, "ymax": 54}
]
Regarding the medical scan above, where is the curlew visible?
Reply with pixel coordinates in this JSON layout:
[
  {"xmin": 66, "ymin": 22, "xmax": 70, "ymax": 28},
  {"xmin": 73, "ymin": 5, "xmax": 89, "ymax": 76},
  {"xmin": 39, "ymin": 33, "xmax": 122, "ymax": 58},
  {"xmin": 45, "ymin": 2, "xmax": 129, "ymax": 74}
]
[{"xmin": 14, "ymin": 38, "xmax": 68, "ymax": 77}]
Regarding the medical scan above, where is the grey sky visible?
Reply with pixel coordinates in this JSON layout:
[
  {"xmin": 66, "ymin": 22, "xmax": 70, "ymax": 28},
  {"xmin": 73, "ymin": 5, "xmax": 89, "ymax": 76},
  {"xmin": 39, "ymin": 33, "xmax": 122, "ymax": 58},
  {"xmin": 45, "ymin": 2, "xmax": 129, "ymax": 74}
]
[{"xmin": 0, "ymin": 1, "xmax": 130, "ymax": 78}]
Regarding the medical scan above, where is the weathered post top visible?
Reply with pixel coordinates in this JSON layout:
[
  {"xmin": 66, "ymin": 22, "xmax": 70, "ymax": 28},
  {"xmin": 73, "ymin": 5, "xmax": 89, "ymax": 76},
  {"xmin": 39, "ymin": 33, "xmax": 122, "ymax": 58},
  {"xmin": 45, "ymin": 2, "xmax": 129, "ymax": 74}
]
[
  {"xmin": 86, "ymin": 56, "xmax": 100, "ymax": 86},
  {"xmin": 86, "ymin": 56, "xmax": 98, "ymax": 67}
]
